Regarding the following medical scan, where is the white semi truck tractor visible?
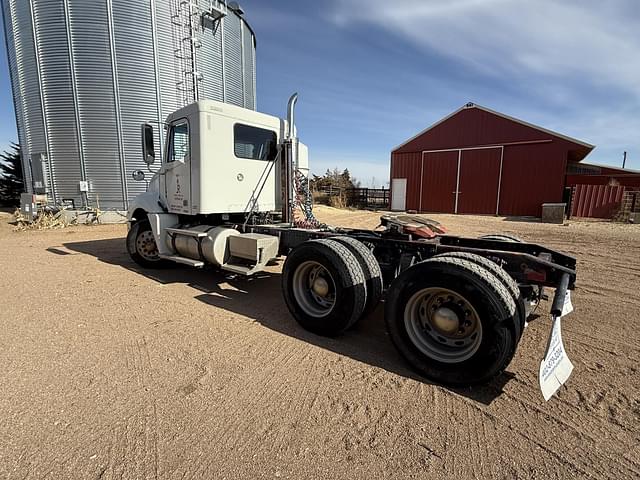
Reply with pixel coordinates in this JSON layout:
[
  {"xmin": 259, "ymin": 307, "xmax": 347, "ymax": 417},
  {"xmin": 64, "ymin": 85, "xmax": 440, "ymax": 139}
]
[{"xmin": 126, "ymin": 94, "xmax": 577, "ymax": 389}]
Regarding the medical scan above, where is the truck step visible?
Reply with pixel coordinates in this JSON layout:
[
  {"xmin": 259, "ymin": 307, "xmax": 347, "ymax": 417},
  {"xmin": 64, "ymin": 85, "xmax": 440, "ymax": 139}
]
[
  {"xmin": 221, "ymin": 263, "xmax": 258, "ymax": 276},
  {"xmin": 159, "ymin": 254, "xmax": 205, "ymax": 267},
  {"xmin": 165, "ymin": 227, "xmax": 208, "ymax": 238}
]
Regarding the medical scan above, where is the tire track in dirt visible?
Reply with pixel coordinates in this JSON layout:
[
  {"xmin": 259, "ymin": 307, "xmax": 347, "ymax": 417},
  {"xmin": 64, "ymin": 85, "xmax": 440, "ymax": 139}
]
[
  {"xmin": 415, "ymin": 383, "xmax": 594, "ymax": 478},
  {"xmin": 491, "ymin": 377, "xmax": 640, "ymax": 479},
  {"xmin": 513, "ymin": 369, "xmax": 640, "ymax": 441},
  {"xmin": 181, "ymin": 336, "xmax": 312, "ymax": 478},
  {"xmin": 97, "ymin": 402, "xmax": 160, "ymax": 479},
  {"xmin": 31, "ymin": 401, "xmax": 160, "ymax": 479}
]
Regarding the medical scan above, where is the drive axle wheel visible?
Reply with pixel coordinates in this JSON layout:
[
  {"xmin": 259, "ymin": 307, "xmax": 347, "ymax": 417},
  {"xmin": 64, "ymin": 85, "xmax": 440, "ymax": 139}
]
[
  {"xmin": 126, "ymin": 219, "xmax": 168, "ymax": 269},
  {"xmin": 434, "ymin": 251, "xmax": 525, "ymax": 340},
  {"xmin": 404, "ymin": 287, "xmax": 483, "ymax": 363},
  {"xmin": 292, "ymin": 261, "xmax": 337, "ymax": 317},
  {"xmin": 330, "ymin": 236, "xmax": 383, "ymax": 321},
  {"xmin": 479, "ymin": 233, "xmax": 543, "ymax": 320},
  {"xmin": 282, "ymin": 239, "xmax": 367, "ymax": 336},
  {"xmin": 385, "ymin": 256, "xmax": 519, "ymax": 386}
]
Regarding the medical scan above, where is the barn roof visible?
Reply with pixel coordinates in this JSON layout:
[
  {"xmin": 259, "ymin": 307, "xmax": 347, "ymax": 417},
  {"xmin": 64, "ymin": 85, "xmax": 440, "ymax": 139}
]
[{"xmin": 393, "ymin": 103, "xmax": 595, "ymax": 159}]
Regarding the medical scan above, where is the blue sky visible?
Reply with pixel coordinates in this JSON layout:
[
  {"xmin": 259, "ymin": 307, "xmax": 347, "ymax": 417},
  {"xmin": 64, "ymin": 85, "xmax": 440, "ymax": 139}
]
[{"xmin": 2, "ymin": 0, "xmax": 639, "ymax": 186}]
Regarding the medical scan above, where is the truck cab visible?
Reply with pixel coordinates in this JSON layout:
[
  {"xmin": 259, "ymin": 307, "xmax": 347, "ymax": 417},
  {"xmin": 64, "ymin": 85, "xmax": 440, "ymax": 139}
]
[{"xmin": 130, "ymin": 98, "xmax": 308, "ymax": 222}]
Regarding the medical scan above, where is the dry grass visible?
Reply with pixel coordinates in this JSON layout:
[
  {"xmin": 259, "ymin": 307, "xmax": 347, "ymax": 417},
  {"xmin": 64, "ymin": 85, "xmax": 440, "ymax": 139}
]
[{"xmin": 12, "ymin": 208, "xmax": 72, "ymax": 231}]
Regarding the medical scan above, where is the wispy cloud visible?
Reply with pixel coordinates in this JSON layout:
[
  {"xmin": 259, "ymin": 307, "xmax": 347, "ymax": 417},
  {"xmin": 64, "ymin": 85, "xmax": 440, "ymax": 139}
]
[{"xmin": 329, "ymin": 0, "xmax": 640, "ymax": 95}]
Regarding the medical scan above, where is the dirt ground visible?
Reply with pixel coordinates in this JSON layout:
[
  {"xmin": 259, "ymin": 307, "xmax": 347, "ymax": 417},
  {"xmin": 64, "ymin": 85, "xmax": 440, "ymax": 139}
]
[{"xmin": 0, "ymin": 206, "xmax": 639, "ymax": 479}]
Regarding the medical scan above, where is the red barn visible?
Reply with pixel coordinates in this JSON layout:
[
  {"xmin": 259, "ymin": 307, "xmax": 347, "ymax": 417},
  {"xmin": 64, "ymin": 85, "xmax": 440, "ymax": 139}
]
[{"xmin": 390, "ymin": 103, "xmax": 594, "ymax": 217}]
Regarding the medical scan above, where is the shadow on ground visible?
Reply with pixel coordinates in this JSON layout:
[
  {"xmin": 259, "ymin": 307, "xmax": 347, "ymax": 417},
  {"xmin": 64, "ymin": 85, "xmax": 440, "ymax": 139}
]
[
  {"xmin": 63, "ymin": 237, "xmax": 515, "ymax": 405},
  {"xmin": 502, "ymin": 216, "xmax": 541, "ymax": 223}
]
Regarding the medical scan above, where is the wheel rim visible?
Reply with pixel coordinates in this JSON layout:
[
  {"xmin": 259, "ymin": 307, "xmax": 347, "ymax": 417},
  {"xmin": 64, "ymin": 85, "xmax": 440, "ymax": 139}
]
[
  {"xmin": 136, "ymin": 229, "xmax": 160, "ymax": 262},
  {"xmin": 292, "ymin": 261, "xmax": 337, "ymax": 318},
  {"xmin": 404, "ymin": 287, "xmax": 482, "ymax": 363}
]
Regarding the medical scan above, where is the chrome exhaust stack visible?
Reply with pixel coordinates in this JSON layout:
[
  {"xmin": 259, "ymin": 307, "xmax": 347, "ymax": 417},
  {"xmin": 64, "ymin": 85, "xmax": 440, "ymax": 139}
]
[
  {"xmin": 282, "ymin": 93, "xmax": 299, "ymax": 224},
  {"xmin": 287, "ymin": 92, "xmax": 298, "ymax": 140}
]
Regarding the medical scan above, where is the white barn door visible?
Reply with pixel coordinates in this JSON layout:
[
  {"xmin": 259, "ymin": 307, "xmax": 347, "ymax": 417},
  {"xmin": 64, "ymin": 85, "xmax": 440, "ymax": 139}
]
[{"xmin": 391, "ymin": 178, "xmax": 407, "ymax": 211}]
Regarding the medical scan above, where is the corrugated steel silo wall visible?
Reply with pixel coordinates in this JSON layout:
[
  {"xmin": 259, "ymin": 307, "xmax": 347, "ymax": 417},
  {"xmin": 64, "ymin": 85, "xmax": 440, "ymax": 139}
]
[
  {"xmin": 33, "ymin": 0, "xmax": 82, "ymax": 203},
  {"xmin": 4, "ymin": 0, "xmax": 44, "ymax": 195},
  {"xmin": 2, "ymin": 1, "xmax": 28, "ymax": 192},
  {"xmin": 2, "ymin": 0, "xmax": 257, "ymax": 210},
  {"xmin": 68, "ymin": 0, "xmax": 123, "ymax": 207},
  {"xmin": 223, "ymin": 12, "xmax": 244, "ymax": 107},
  {"xmin": 200, "ymin": 11, "xmax": 224, "ymax": 103},
  {"xmin": 242, "ymin": 22, "xmax": 256, "ymax": 110},
  {"xmin": 112, "ymin": 0, "xmax": 161, "ymax": 203}
]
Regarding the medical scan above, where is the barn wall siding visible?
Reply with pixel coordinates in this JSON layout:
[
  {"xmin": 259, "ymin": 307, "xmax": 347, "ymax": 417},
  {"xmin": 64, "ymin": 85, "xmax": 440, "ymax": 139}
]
[
  {"xmin": 498, "ymin": 143, "xmax": 568, "ymax": 217},
  {"xmin": 390, "ymin": 152, "xmax": 422, "ymax": 211}
]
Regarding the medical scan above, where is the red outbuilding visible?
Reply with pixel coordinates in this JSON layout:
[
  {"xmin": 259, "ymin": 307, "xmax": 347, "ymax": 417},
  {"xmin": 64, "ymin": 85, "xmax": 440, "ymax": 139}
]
[
  {"xmin": 390, "ymin": 103, "xmax": 595, "ymax": 217},
  {"xmin": 566, "ymin": 162, "xmax": 640, "ymax": 188}
]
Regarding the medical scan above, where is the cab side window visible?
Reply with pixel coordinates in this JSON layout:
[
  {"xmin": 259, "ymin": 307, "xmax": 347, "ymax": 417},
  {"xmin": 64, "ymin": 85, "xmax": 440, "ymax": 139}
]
[
  {"xmin": 234, "ymin": 124, "xmax": 277, "ymax": 161},
  {"xmin": 168, "ymin": 121, "xmax": 189, "ymax": 163}
]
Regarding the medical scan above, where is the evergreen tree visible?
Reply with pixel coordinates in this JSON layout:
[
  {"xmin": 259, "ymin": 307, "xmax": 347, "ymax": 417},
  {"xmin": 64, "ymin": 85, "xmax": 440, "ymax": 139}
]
[{"xmin": 0, "ymin": 143, "xmax": 24, "ymax": 207}]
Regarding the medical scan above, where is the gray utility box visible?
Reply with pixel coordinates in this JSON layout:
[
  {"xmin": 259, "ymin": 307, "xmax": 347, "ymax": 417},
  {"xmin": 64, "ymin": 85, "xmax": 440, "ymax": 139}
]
[
  {"xmin": 228, "ymin": 233, "xmax": 279, "ymax": 264},
  {"xmin": 20, "ymin": 193, "xmax": 47, "ymax": 222},
  {"xmin": 541, "ymin": 203, "xmax": 566, "ymax": 224}
]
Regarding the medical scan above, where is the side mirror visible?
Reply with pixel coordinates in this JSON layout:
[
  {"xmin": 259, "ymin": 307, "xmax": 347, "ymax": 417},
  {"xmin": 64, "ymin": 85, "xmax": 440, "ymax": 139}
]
[
  {"xmin": 132, "ymin": 170, "xmax": 146, "ymax": 182},
  {"xmin": 141, "ymin": 123, "xmax": 156, "ymax": 165}
]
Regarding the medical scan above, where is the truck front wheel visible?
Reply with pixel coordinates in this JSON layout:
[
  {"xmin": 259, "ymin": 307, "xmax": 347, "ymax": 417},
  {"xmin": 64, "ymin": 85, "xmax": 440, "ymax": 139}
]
[{"xmin": 126, "ymin": 219, "xmax": 168, "ymax": 269}]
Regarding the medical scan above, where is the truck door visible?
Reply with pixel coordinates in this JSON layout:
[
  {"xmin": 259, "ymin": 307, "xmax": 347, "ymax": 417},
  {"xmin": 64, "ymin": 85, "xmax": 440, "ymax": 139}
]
[{"xmin": 163, "ymin": 119, "xmax": 191, "ymax": 214}]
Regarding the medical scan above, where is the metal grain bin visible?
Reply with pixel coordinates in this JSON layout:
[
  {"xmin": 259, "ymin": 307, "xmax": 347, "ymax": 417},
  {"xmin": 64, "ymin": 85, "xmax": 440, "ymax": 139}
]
[{"xmin": 2, "ymin": 0, "xmax": 257, "ymax": 209}]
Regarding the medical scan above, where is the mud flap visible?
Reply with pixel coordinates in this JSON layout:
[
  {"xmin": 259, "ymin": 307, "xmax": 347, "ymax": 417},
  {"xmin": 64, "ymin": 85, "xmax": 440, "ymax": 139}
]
[{"xmin": 539, "ymin": 291, "xmax": 574, "ymax": 401}]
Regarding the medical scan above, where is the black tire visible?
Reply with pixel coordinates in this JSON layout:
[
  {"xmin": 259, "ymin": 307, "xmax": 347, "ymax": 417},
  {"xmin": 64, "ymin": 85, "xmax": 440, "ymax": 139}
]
[
  {"xmin": 282, "ymin": 239, "xmax": 367, "ymax": 336},
  {"xmin": 434, "ymin": 251, "xmax": 525, "ymax": 340},
  {"xmin": 385, "ymin": 256, "xmax": 519, "ymax": 386},
  {"xmin": 330, "ymin": 236, "xmax": 383, "ymax": 320},
  {"xmin": 480, "ymin": 233, "xmax": 544, "ymax": 318},
  {"xmin": 126, "ymin": 219, "xmax": 169, "ymax": 269},
  {"xmin": 480, "ymin": 233, "xmax": 522, "ymax": 243}
]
